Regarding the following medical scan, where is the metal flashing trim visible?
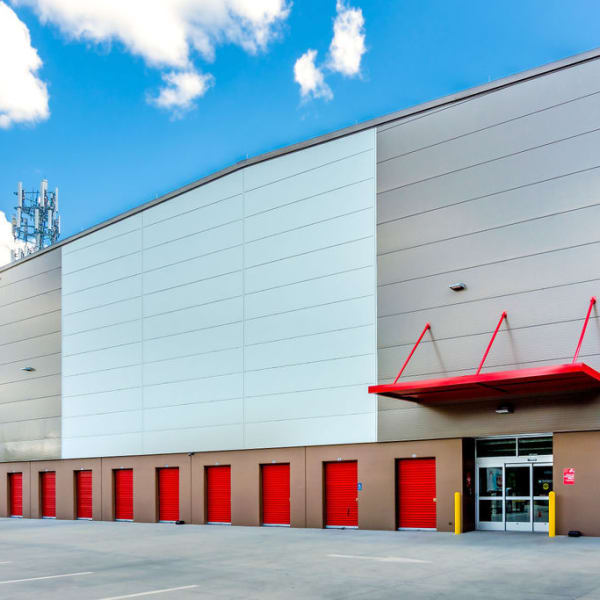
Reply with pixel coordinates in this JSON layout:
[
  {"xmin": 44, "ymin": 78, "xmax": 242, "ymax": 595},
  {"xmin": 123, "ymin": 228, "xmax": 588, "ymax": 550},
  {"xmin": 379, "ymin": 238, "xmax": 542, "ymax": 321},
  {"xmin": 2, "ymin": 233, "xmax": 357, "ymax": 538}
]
[{"xmin": 4, "ymin": 47, "xmax": 600, "ymax": 275}]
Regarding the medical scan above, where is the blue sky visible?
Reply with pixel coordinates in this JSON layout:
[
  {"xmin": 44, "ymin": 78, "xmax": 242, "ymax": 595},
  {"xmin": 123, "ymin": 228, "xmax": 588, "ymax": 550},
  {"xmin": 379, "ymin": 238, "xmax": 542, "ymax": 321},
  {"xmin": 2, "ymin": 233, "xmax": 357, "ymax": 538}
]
[{"xmin": 2, "ymin": 0, "xmax": 600, "ymax": 241}]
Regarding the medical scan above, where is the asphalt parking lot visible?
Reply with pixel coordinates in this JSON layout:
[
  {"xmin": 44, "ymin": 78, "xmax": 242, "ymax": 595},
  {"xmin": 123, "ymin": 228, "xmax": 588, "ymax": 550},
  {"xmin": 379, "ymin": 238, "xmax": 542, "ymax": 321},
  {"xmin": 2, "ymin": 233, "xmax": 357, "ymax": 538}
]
[{"xmin": 0, "ymin": 518, "xmax": 599, "ymax": 600}]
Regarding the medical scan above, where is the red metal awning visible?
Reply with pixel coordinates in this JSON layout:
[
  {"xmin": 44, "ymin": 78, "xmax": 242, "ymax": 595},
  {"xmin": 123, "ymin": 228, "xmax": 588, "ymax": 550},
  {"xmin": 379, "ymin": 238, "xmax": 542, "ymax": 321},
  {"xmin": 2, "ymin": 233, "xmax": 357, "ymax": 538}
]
[
  {"xmin": 368, "ymin": 362, "xmax": 600, "ymax": 404},
  {"xmin": 371, "ymin": 297, "xmax": 599, "ymax": 404}
]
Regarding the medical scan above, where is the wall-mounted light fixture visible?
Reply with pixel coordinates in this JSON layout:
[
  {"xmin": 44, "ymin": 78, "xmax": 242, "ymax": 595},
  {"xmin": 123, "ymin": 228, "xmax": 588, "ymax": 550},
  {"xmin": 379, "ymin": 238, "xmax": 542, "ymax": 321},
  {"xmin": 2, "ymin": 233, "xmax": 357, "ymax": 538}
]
[
  {"xmin": 449, "ymin": 282, "xmax": 467, "ymax": 291},
  {"xmin": 21, "ymin": 366, "xmax": 36, "ymax": 372},
  {"xmin": 495, "ymin": 404, "xmax": 514, "ymax": 414}
]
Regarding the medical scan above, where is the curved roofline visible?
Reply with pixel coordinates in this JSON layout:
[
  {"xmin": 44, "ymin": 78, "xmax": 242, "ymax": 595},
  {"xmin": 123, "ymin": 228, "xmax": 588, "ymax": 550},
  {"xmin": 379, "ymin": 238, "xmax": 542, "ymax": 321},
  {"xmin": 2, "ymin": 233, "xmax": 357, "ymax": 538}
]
[{"xmin": 3, "ymin": 46, "xmax": 600, "ymax": 274}]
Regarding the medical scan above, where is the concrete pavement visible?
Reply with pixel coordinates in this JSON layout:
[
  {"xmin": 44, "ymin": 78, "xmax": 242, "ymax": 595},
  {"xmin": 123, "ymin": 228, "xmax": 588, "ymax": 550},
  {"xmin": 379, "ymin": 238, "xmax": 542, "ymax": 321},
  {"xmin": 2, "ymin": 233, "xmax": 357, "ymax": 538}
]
[{"xmin": 0, "ymin": 518, "xmax": 598, "ymax": 599}]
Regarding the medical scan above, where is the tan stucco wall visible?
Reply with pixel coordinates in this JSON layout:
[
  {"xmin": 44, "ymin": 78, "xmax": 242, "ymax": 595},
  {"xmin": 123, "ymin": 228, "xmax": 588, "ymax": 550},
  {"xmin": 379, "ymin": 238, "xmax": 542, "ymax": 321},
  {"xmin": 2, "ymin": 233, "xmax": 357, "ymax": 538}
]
[
  {"xmin": 0, "ymin": 462, "xmax": 31, "ymax": 518},
  {"xmin": 191, "ymin": 446, "xmax": 306, "ymax": 527},
  {"xmin": 306, "ymin": 439, "xmax": 462, "ymax": 531},
  {"xmin": 0, "ymin": 441, "xmax": 464, "ymax": 532},
  {"xmin": 554, "ymin": 431, "xmax": 600, "ymax": 536},
  {"xmin": 29, "ymin": 458, "xmax": 101, "ymax": 520},
  {"xmin": 100, "ymin": 454, "xmax": 192, "ymax": 523}
]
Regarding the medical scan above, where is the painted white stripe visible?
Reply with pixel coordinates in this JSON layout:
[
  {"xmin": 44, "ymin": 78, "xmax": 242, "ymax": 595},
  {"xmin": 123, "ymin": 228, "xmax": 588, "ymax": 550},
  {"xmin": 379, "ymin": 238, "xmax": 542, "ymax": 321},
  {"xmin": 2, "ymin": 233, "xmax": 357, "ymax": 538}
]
[
  {"xmin": 0, "ymin": 562, "xmax": 12, "ymax": 565},
  {"xmin": 0, "ymin": 571, "xmax": 94, "ymax": 585},
  {"xmin": 328, "ymin": 554, "xmax": 430, "ymax": 564},
  {"xmin": 98, "ymin": 585, "xmax": 199, "ymax": 599}
]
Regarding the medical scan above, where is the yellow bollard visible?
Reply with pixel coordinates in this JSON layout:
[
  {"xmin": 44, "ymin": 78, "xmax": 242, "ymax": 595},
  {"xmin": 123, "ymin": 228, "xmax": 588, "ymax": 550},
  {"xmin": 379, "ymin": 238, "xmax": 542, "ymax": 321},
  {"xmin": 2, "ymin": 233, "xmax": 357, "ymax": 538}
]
[
  {"xmin": 549, "ymin": 491, "xmax": 556, "ymax": 537},
  {"xmin": 454, "ymin": 491, "xmax": 462, "ymax": 535}
]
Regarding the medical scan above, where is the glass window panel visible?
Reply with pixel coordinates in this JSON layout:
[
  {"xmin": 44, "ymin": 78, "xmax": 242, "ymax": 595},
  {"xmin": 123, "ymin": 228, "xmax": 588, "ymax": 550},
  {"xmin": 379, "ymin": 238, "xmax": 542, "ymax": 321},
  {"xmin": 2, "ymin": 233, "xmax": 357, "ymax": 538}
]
[
  {"xmin": 533, "ymin": 466, "xmax": 553, "ymax": 496},
  {"xmin": 518, "ymin": 437, "xmax": 552, "ymax": 456},
  {"xmin": 479, "ymin": 500, "xmax": 503, "ymax": 522},
  {"xmin": 506, "ymin": 500, "xmax": 530, "ymax": 522},
  {"xmin": 533, "ymin": 500, "xmax": 549, "ymax": 523},
  {"xmin": 476, "ymin": 438, "xmax": 516, "ymax": 457},
  {"xmin": 505, "ymin": 466, "xmax": 530, "ymax": 497},
  {"xmin": 479, "ymin": 467, "xmax": 503, "ymax": 497}
]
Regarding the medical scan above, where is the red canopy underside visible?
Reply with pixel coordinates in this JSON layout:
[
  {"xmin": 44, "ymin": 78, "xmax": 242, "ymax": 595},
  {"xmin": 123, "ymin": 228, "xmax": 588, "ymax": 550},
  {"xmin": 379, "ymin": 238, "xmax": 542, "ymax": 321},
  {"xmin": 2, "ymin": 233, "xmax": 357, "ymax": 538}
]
[{"xmin": 368, "ymin": 363, "xmax": 600, "ymax": 404}]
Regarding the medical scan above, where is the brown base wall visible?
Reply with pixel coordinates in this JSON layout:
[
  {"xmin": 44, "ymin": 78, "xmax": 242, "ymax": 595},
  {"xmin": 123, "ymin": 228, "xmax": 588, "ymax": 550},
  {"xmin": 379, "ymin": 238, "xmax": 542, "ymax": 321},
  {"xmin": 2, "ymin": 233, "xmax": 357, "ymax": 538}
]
[
  {"xmin": 0, "ymin": 439, "xmax": 464, "ymax": 532},
  {"xmin": 554, "ymin": 431, "xmax": 600, "ymax": 537}
]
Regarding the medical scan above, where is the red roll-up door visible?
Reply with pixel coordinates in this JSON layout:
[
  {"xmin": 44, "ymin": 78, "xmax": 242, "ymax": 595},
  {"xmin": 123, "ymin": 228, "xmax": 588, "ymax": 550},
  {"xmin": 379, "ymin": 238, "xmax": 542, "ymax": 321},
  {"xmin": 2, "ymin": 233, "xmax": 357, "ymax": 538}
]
[
  {"xmin": 76, "ymin": 470, "xmax": 93, "ymax": 520},
  {"xmin": 262, "ymin": 464, "xmax": 290, "ymax": 526},
  {"xmin": 325, "ymin": 461, "xmax": 358, "ymax": 528},
  {"xmin": 114, "ymin": 469, "xmax": 133, "ymax": 521},
  {"xmin": 397, "ymin": 458, "xmax": 436, "ymax": 529},
  {"xmin": 158, "ymin": 467, "xmax": 179, "ymax": 522},
  {"xmin": 41, "ymin": 472, "xmax": 56, "ymax": 518},
  {"xmin": 206, "ymin": 466, "xmax": 230, "ymax": 524},
  {"xmin": 9, "ymin": 473, "xmax": 23, "ymax": 517}
]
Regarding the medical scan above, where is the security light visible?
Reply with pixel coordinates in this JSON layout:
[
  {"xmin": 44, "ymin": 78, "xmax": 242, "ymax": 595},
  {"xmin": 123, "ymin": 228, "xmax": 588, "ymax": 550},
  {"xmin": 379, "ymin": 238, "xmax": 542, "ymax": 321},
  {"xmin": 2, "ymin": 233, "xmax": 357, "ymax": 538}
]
[
  {"xmin": 21, "ymin": 366, "xmax": 35, "ymax": 372},
  {"xmin": 495, "ymin": 404, "xmax": 514, "ymax": 414},
  {"xmin": 449, "ymin": 282, "xmax": 466, "ymax": 291}
]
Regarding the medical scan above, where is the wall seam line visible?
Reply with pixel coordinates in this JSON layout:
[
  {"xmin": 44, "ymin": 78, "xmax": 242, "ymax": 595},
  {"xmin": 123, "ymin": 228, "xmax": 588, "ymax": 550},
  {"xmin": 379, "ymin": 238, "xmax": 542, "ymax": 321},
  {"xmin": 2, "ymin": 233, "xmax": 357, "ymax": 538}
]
[
  {"xmin": 140, "ymin": 218, "xmax": 145, "ymax": 455},
  {"xmin": 242, "ymin": 168, "xmax": 247, "ymax": 449}
]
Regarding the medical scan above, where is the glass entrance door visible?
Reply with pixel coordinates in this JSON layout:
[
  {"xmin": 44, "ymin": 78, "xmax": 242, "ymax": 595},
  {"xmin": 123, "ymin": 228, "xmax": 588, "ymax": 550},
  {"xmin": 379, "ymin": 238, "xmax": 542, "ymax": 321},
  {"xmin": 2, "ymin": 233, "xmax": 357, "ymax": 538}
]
[
  {"xmin": 477, "ymin": 462, "xmax": 553, "ymax": 532},
  {"xmin": 505, "ymin": 465, "xmax": 531, "ymax": 531},
  {"xmin": 532, "ymin": 464, "xmax": 552, "ymax": 533}
]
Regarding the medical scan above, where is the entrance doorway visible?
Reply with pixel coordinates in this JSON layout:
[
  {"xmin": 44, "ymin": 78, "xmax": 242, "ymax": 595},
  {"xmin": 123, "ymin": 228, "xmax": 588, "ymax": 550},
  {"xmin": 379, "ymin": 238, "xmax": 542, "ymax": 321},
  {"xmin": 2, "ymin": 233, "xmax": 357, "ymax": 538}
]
[{"xmin": 475, "ymin": 435, "xmax": 552, "ymax": 532}]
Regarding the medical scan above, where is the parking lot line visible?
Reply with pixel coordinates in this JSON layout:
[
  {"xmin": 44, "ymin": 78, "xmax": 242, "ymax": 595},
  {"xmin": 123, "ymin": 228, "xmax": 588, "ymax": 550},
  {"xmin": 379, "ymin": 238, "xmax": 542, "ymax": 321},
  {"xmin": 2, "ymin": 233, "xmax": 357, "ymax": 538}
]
[
  {"xmin": 328, "ymin": 554, "xmax": 431, "ymax": 563},
  {"xmin": 0, "ymin": 571, "xmax": 94, "ymax": 585},
  {"xmin": 98, "ymin": 585, "xmax": 199, "ymax": 599}
]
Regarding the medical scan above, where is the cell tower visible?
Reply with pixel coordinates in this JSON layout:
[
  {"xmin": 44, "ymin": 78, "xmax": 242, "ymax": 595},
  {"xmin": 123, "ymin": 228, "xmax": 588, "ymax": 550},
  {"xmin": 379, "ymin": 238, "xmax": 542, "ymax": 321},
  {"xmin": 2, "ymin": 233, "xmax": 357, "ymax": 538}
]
[{"xmin": 11, "ymin": 180, "xmax": 61, "ymax": 261}]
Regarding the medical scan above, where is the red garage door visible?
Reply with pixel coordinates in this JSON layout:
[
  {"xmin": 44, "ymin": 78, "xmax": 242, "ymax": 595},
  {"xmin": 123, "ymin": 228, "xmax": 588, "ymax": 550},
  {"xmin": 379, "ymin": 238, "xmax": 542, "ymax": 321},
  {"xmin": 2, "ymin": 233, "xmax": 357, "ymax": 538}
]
[
  {"xmin": 9, "ymin": 473, "xmax": 23, "ymax": 517},
  {"xmin": 206, "ymin": 466, "xmax": 231, "ymax": 524},
  {"xmin": 325, "ymin": 461, "xmax": 358, "ymax": 528},
  {"xmin": 262, "ymin": 464, "xmax": 290, "ymax": 526},
  {"xmin": 114, "ymin": 469, "xmax": 133, "ymax": 521},
  {"xmin": 41, "ymin": 472, "xmax": 56, "ymax": 518},
  {"xmin": 76, "ymin": 470, "xmax": 93, "ymax": 519},
  {"xmin": 158, "ymin": 467, "xmax": 179, "ymax": 522},
  {"xmin": 397, "ymin": 458, "xmax": 436, "ymax": 530}
]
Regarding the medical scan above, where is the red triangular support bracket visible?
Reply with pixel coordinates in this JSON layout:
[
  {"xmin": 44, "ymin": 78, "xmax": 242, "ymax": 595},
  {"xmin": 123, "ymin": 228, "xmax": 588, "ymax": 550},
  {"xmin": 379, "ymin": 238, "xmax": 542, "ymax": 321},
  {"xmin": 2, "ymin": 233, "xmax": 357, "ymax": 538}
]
[
  {"xmin": 476, "ymin": 311, "xmax": 508, "ymax": 375},
  {"xmin": 573, "ymin": 297, "xmax": 597, "ymax": 363}
]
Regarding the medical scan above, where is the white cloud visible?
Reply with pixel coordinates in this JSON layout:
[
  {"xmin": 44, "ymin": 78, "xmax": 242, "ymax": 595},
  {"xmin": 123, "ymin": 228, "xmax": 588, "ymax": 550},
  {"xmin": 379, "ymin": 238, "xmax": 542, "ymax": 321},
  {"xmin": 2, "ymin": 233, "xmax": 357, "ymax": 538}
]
[
  {"xmin": 328, "ymin": 0, "xmax": 365, "ymax": 76},
  {"xmin": 293, "ymin": 1, "xmax": 366, "ymax": 101},
  {"xmin": 0, "ymin": 210, "xmax": 32, "ymax": 266},
  {"xmin": 150, "ymin": 69, "xmax": 214, "ymax": 113},
  {"xmin": 0, "ymin": 212, "xmax": 12, "ymax": 266},
  {"xmin": 0, "ymin": 1, "xmax": 49, "ymax": 128},
  {"xmin": 294, "ymin": 49, "xmax": 332, "ymax": 101},
  {"xmin": 12, "ymin": 0, "xmax": 290, "ymax": 112}
]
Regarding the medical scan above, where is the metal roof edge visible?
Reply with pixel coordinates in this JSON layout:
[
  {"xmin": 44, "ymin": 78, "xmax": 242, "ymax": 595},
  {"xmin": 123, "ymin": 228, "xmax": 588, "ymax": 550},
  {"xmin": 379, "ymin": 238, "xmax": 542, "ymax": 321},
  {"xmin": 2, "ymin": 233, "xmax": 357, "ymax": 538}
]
[{"xmin": 3, "ymin": 46, "xmax": 600, "ymax": 275}]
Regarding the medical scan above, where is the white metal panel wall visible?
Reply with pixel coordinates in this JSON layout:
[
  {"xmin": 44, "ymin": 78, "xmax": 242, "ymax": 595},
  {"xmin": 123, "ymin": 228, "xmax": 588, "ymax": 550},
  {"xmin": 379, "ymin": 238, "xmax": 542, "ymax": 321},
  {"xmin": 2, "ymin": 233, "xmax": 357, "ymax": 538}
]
[
  {"xmin": 375, "ymin": 56, "xmax": 600, "ymax": 440},
  {"xmin": 243, "ymin": 130, "xmax": 377, "ymax": 447},
  {"xmin": 61, "ymin": 214, "xmax": 143, "ymax": 458},
  {"xmin": 0, "ymin": 249, "xmax": 62, "ymax": 461},
  {"xmin": 61, "ymin": 128, "xmax": 377, "ymax": 457}
]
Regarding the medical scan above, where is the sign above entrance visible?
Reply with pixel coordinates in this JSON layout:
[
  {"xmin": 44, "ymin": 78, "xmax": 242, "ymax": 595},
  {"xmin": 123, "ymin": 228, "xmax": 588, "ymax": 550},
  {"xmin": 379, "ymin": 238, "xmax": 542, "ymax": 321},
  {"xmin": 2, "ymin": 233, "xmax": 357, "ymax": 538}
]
[{"xmin": 563, "ymin": 468, "xmax": 575, "ymax": 485}]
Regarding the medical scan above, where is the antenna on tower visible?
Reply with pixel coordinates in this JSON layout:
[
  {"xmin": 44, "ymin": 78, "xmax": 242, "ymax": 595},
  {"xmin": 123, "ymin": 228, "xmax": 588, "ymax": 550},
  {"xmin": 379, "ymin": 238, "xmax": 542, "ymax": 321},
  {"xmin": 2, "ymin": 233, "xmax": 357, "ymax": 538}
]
[{"xmin": 11, "ymin": 180, "xmax": 61, "ymax": 261}]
